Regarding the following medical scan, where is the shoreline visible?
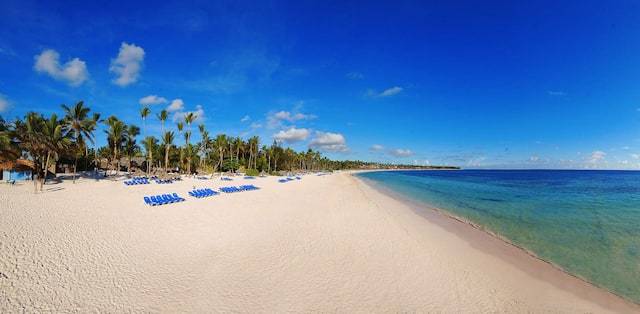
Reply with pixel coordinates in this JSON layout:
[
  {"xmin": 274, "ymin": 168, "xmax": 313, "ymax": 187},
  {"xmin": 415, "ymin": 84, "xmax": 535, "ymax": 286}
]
[{"xmin": 352, "ymin": 172, "xmax": 640, "ymax": 312}]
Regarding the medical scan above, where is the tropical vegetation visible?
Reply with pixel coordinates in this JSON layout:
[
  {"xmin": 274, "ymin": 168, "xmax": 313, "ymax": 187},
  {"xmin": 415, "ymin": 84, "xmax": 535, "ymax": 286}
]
[{"xmin": 0, "ymin": 101, "xmax": 457, "ymax": 192}]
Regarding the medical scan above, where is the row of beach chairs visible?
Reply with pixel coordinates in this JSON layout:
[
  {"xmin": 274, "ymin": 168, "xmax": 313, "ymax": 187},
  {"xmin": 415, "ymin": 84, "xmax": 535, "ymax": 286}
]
[
  {"xmin": 155, "ymin": 179, "xmax": 173, "ymax": 184},
  {"xmin": 220, "ymin": 185, "xmax": 259, "ymax": 193},
  {"xmin": 124, "ymin": 178, "xmax": 150, "ymax": 185},
  {"xmin": 144, "ymin": 185, "xmax": 260, "ymax": 205},
  {"xmin": 278, "ymin": 176, "xmax": 302, "ymax": 183},
  {"xmin": 144, "ymin": 193, "xmax": 185, "ymax": 206},
  {"xmin": 189, "ymin": 188, "xmax": 219, "ymax": 198}
]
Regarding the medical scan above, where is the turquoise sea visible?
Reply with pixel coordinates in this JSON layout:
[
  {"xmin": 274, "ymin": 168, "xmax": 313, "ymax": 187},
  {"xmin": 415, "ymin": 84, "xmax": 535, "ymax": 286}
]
[{"xmin": 357, "ymin": 170, "xmax": 640, "ymax": 303}]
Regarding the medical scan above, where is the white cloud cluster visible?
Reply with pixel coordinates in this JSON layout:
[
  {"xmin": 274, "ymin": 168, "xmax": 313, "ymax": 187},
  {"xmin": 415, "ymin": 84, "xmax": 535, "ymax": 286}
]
[
  {"xmin": 0, "ymin": 93, "xmax": 9, "ymax": 112},
  {"xmin": 370, "ymin": 144, "xmax": 384, "ymax": 152},
  {"xmin": 390, "ymin": 148, "xmax": 413, "ymax": 157},
  {"xmin": 164, "ymin": 98, "xmax": 204, "ymax": 123},
  {"xmin": 139, "ymin": 94, "xmax": 168, "ymax": 106},
  {"xmin": 273, "ymin": 127, "xmax": 310, "ymax": 143},
  {"xmin": 172, "ymin": 104, "xmax": 205, "ymax": 123},
  {"xmin": 267, "ymin": 110, "xmax": 315, "ymax": 128},
  {"xmin": 166, "ymin": 99, "xmax": 184, "ymax": 112},
  {"xmin": 368, "ymin": 86, "xmax": 403, "ymax": 98},
  {"xmin": 240, "ymin": 115, "xmax": 251, "ymax": 122},
  {"xmin": 110, "ymin": 42, "xmax": 145, "ymax": 86},
  {"xmin": 588, "ymin": 150, "xmax": 606, "ymax": 164},
  {"xmin": 33, "ymin": 49, "xmax": 89, "ymax": 86},
  {"xmin": 309, "ymin": 131, "xmax": 348, "ymax": 152}
]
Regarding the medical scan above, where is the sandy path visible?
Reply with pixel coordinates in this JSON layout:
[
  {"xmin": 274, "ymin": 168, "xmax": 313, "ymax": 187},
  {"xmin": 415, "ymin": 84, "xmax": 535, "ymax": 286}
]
[{"xmin": 1, "ymin": 172, "xmax": 638, "ymax": 312}]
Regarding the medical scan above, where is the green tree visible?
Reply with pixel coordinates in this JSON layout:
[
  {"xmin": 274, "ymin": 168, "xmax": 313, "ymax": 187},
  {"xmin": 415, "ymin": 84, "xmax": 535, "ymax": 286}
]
[{"xmin": 62, "ymin": 101, "xmax": 96, "ymax": 183}]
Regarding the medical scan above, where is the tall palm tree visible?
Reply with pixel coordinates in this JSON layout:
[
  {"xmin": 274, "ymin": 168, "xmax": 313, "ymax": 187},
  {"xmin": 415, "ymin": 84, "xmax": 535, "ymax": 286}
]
[
  {"xmin": 183, "ymin": 130, "xmax": 191, "ymax": 174},
  {"xmin": 62, "ymin": 101, "xmax": 95, "ymax": 183},
  {"xmin": 157, "ymin": 109, "xmax": 168, "ymax": 135},
  {"xmin": 184, "ymin": 112, "xmax": 196, "ymax": 174},
  {"xmin": 198, "ymin": 124, "xmax": 209, "ymax": 171},
  {"xmin": 213, "ymin": 134, "xmax": 228, "ymax": 173},
  {"xmin": 140, "ymin": 106, "xmax": 151, "ymax": 137},
  {"xmin": 162, "ymin": 131, "xmax": 174, "ymax": 174},
  {"xmin": 143, "ymin": 136, "xmax": 157, "ymax": 175},
  {"xmin": 104, "ymin": 116, "xmax": 126, "ymax": 175},
  {"xmin": 40, "ymin": 114, "xmax": 71, "ymax": 190},
  {"xmin": 124, "ymin": 125, "xmax": 140, "ymax": 174},
  {"xmin": 176, "ymin": 122, "xmax": 184, "ymax": 172}
]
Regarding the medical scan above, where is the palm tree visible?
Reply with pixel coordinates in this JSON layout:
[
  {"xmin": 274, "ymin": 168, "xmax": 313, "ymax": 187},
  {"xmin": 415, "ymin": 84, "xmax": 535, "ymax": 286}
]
[
  {"xmin": 213, "ymin": 134, "xmax": 228, "ymax": 173},
  {"xmin": 157, "ymin": 109, "xmax": 168, "ymax": 135},
  {"xmin": 176, "ymin": 122, "xmax": 184, "ymax": 172},
  {"xmin": 162, "ymin": 131, "xmax": 174, "ymax": 173},
  {"xmin": 0, "ymin": 116, "xmax": 19, "ymax": 163},
  {"xmin": 104, "ymin": 116, "xmax": 126, "ymax": 175},
  {"xmin": 184, "ymin": 130, "xmax": 191, "ymax": 174},
  {"xmin": 14, "ymin": 113, "xmax": 49, "ymax": 192},
  {"xmin": 248, "ymin": 136, "xmax": 259, "ymax": 170},
  {"xmin": 124, "ymin": 125, "xmax": 140, "ymax": 174},
  {"xmin": 233, "ymin": 137, "xmax": 243, "ymax": 171},
  {"xmin": 62, "ymin": 101, "xmax": 95, "ymax": 183},
  {"xmin": 40, "ymin": 114, "xmax": 71, "ymax": 190},
  {"xmin": 198, "ymin": 124, "xmax": 209, "ymax": 172},
  {"xmin": 143, "ymin": 136, "xmax": 157, "ymax": 175},
  {"xmin": 140, "ymin": 106, "xmax": 151, "ymax": 137},
  {"xmin": 184, "ymin": 112, "xmax": 196, "ymax": 174}
]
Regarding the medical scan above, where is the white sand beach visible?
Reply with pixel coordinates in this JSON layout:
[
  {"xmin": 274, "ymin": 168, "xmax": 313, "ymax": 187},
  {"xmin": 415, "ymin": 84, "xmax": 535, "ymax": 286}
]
[{"xmin": 1, "ymin": 172, "xmax": 638, "ymax": 313}]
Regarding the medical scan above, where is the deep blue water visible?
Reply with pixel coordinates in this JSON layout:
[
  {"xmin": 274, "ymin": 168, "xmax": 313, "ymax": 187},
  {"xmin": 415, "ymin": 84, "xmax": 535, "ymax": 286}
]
[{"xmin": 357, "ymin": 170, "xmax": 640, "ymax": 302}]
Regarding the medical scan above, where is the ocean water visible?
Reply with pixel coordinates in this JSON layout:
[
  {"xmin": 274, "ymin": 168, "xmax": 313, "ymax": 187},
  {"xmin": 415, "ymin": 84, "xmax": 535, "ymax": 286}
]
[{"xmin": 357, "ymin": 170, "xmax": 640, "ymax": 303}]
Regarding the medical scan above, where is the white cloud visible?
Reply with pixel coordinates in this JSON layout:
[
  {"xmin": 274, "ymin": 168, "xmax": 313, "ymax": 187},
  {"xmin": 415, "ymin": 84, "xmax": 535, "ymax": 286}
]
[
  {"xmin": 346, "ymin": 72, "xmax": 364, "ymax": 80},
  {"xmin": 33, "ymin": 49, "xmax": 89, "ymax": 86},
  {"xmin": 0, "ymin": 93, "xmax": 9, "ymax": 112},
  {"xmin": 110, "ymin": 42, "xmax": 145, "ymax": 86},
  {"xmin": 588, "ymin": 150, "xmax": 606, "ymax": 164},
  {"xmin": 167, "ymin": 99, "xmax": 184, "ymax": 112},
  {"xmin": 267, "ymin": 110, "xmax": 315, "ymax": 128},
  {"xmin": 172, "ymin": 104, "xmax": 205, "ymax": 123},
  {"xmin": 529, "ymin": 155, "xmax": 540, "ymax": 162},
  {"xmin": 631, "ymin": 154, "xmax": 640, "ymax": 160},
  {"xmin": 370, "ymin": 144, "xmax": 384, "ymax": 152},
  {"xmin": 389, "ymin": 148, "xmax": 413, "ymax": 157},
  {"xmin": 367, "ymin": 86, "xmax": 403, "ymax": 98},
  {"xmin": 240, "ymin": 115, "xmax": 251, "ymax": 122},
  {"xmin": 273, "ymin": 127, "xmax": 310, "ymax": 143},
  {"xmin": 310, "ymin": 131, "xmax": 348, "ymax": 152},
  {"xmin": 250, "ymin": 122, "xmax": 262, "ymax": 129},
  {"xmin": 139, "ymin": 95, "xmax": 168, "ymax": 106}
]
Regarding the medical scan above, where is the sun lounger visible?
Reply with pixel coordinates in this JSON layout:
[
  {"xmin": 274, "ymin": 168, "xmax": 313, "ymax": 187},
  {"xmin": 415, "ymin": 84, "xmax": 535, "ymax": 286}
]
[
  {"xmin": 278, "ymin": 179, "xmax": 288, "ymax": 183},
  {"xmin": 144, "ymin": 196, "xmax": 156, "ymax": 206}
]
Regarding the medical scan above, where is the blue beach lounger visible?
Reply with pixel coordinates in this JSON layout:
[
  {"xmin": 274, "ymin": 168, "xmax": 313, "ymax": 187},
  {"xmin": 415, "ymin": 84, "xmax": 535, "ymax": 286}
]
[{"xmin": 144, "ymin": 196, "xmax": 157, "ymax": 206}]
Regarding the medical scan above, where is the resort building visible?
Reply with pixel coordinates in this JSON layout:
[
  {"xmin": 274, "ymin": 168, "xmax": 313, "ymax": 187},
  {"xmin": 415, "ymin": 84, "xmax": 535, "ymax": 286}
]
[{"xmin": 0, "ymin": 159, "xmax": 33, "ymax": 182}]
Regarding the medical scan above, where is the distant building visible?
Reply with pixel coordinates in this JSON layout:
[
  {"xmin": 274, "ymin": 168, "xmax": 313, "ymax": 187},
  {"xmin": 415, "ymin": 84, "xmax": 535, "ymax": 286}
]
[{"xmin": 0, "ymin": 159, "xmax": 34, "ymax": 181}]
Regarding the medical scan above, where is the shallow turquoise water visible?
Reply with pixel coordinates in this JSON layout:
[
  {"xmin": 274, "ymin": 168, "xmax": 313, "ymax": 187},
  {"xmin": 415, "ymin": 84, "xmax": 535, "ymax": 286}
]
[{"xmin": 357, "ymin": 170, "xmax": 640, "ymax": 303}]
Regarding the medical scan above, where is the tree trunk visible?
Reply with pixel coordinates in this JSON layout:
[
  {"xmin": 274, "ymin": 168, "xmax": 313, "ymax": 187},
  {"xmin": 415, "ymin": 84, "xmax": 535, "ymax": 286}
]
[
  {"xmin": 164, "ymin": 146, "xmax": 169, "ymax": 174},
  {"xmin": 73, "ymin": 154, "xmax": 78, "ymax": 183},
  {"xmin": 42, "ymin": 152, "xmax": 51, "ymax": 191}
]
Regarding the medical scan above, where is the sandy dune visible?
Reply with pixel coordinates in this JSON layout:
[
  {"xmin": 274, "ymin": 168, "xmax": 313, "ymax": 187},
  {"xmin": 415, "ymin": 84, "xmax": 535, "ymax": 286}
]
[{"xmin": 1, "ymin": 172, "xmax": 638, "ymax": 312}]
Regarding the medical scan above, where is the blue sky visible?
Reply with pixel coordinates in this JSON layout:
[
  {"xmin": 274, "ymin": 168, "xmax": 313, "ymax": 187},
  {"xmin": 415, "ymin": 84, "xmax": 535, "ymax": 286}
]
[{"xmin": 1, "ymin": 1, "xmax": 640, "ymax": 169}]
